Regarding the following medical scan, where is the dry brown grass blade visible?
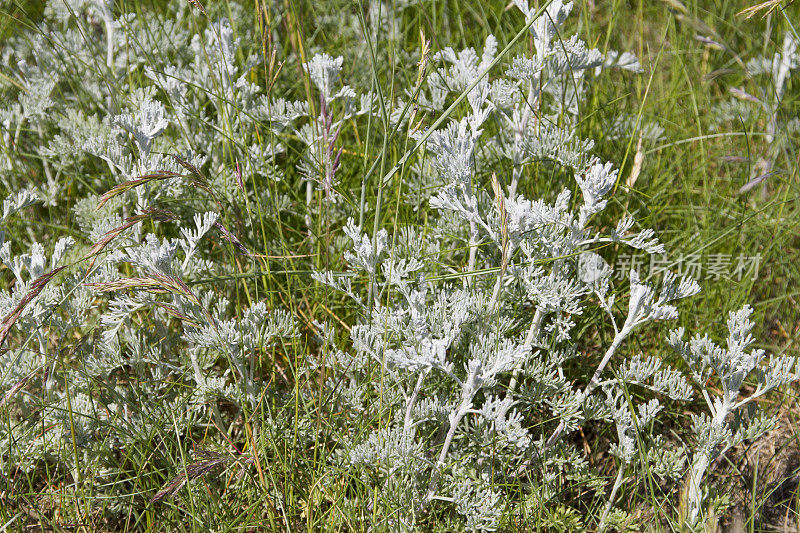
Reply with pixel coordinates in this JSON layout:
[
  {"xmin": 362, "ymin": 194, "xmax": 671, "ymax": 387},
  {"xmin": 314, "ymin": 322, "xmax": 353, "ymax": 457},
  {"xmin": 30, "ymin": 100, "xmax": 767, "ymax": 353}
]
[
  {"xmin": 86, "ymin": 272, "xmax": 214, "ymax": 325},
  {"xmin": 0, "ymin": 266, "xmax": 66, "ymax": 350},
  {"xmin": 658, "ymin": 0, "xmax": 688, "ymax": 14},
  {"xmin": 96, "ymin": 171, "xmax": 181, "ymax": 210},
  {"xmin": 171, "ymin": 155, "xmax": 205, "ymax": 182},
  {"xmin": 150, "ymin": 450, "xmax": 253, "ymax": 503},
  {"xmin": 233, "ymin": 161, "xmax": 245, "ymax": 195},
  {"xmin": 150, "ymin": 457, "xmax": 225, "ymax": 503},
  {"xmin": 1, "ymin": 370, "xmax": 37, "ymax": 408},
  {"xmin": 171, "ymin": 155, "xmax": 219, "ymax": 207},
  {"xmin": 213, "ymin": 221, "xmax": 316, "ymax": 259},
  {"xmin": 214, "ymin": 221, "xmax": 251, "ymax": 256},
  {"xmin": 187, "ymin": 0, "xmax": 206, "ymax": 15},
  {"xmin": 97, "ymin": 157, "xmax": 218, "ymax": 211},
  {"xmin": 490, "ymin": 172, "xmax": 509, "ymax": 275},
  {"xmin": 87, "ymin": 277, "xmax": 174, "ymax": 294},
  {"xmin": 87, "ymin": 273, "xmax": 200, "ymax": 305},
  {"xmin": 626, "ymin": 135, "xmax": 644, "ymax": 190},
  {"xmin": 84, "ymin": 209, "xmax": 177, "ymax": 262},
  {"xmin": 737, "ymin": 0, "xmax": 791, "ymax": 18},
  {"xmin": 153, "ymin": 302, "xmax": 200, "ymax": 326}
]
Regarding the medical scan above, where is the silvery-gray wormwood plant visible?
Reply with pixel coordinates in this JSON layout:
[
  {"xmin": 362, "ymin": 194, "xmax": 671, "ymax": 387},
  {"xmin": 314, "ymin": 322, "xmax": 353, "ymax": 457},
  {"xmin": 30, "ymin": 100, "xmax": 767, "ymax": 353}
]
[{"xmin": 0, "ymin": 0, "xmax": 794, "ymax": 530}]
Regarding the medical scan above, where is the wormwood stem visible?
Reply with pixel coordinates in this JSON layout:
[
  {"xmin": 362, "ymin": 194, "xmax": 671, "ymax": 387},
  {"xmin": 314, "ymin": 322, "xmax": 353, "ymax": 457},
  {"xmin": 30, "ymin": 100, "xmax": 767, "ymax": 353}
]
[
  {"xmin": 545, "ymin": 324, "xmax": 632, "ymax": 449},
  {"xmin": 685, "ymin": 402, "xmax": 728, "ymax": 525},
  {"xmin": 497, "ymin": 308, "xmax": 545, "ymax": 422},
  {"xmin": 36, "ymin": 124, "xmax": 54, "ymax": 188},
  {"xmin": 508, "ymin": 70, "xmax": 539, "ymax": 198},
  {"xmin": 421, "ymin": 396, "xmax": 472, "ymax": 510},
  {"xmin": 597, "ymin": 463, "xmax": 626, "ymax": 532},
  {"xmin": 404, "ymin": 370, "xmax": 428, "ymax": 438},
  {"xmin": 104, "ymin": 12, "xmax": 114, "ymax": 71},
  {"xmin": 466, "ymin": 221, "xmax": 478, "ymax": 287},
  {"xmin": 420, "ymin": 364, "xmax": 482, "ymax": 512}
]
